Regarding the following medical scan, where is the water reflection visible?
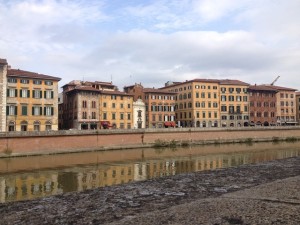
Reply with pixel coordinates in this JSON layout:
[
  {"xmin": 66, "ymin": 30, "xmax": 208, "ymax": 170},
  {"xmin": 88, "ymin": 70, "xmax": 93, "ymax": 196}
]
[{"xmin": 0, "ymin": 142, "xmax": 299, "ymax": 203}]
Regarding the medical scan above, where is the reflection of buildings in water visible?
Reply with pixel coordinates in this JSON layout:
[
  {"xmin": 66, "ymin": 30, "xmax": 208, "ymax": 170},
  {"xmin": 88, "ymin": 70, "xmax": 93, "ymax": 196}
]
[
  {"xmin": 0, "ymin": 173, "xmax": 60, "ymax": 203},
  {"xmin": 0, "ymin": 148, "xmax": 299, "ymax": 203},
  {"xmin": 76, "ymin": 164, "xmax": 135, "ymax": 191}
]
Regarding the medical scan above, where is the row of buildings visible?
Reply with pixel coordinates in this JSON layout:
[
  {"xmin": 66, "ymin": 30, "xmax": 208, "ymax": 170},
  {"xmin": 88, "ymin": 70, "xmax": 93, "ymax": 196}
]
[{"xmin": 1, "ymin": 58, "xmax": 300, "ymax": 132}]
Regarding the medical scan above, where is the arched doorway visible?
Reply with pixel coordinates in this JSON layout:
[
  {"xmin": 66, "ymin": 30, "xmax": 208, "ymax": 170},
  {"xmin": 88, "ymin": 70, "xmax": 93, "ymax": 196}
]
[
  {"xmin": 21, "ymin": 121, "xmax": 28, "ymax": 131},
  {"xmin": 45, "ymin": 120, "xmax": 52, "ymax": 131},
  {"xmin": 8, "ymin": 121, "xmax": 15, "ymax": 131}
]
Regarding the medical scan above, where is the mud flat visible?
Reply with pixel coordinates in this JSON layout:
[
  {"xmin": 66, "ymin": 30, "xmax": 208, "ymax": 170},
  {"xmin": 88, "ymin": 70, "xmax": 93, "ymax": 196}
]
[{"xmin": 1, "ymin": 157, "xmax": 299, "ymax": 225}]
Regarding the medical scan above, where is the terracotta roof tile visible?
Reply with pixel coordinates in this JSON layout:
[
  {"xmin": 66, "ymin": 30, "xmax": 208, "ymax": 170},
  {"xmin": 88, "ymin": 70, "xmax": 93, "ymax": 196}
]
[
  {"xmin": 143, "ymin": 88, "xmax": 176, "ymax": 94},
  {"xmin": 219, "ymin": 79, "xmax": 249, "ymax": 86},
  {"xmin": 248, "ymin": 85, "xmax": 278, "ymax": 92},
  {"xmin": 101, "ymin": 90, "xmax": 134, "ymax": 96},
  {"xmin": 265, "ymin": 85, "xmax": 297, "ymax": 92},
  {"xmin": 7, "ymin": 69, "xmax": 61, "ymax": 81}
]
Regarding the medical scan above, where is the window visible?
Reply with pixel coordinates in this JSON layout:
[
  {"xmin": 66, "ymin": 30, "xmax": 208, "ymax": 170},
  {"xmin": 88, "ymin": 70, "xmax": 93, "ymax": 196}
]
[
  {"xmin": 44, "ymin": 90, "xmax": 54, "ymax": 99},
  {"xmin": 33, "ymin": 90, "xmax": 42, "ymax": 98},
  {"xmin": 92, "ymin": 112, "xmax": 96, "ymax": 119},
  {"xmin": 103, "ymin": 112, "xmax": 107, "ymax": 120},
  {"xmin": 236, "ymin": 88, "xmax": 241, "ymax": 93},
  {"xmin": 20, "ymin": 89, "xmax": 30, "ymax": 98},
  {"xmin": 221, "ymin": 95, "xmax": 226, "ymax": 101},
  {"xmin": 20, "ymin": 79, "xmax": 29, "ymax": 84},
  {"xmin": 120, "ymin": 103, "xmax": 124, "ymax": 108},
  {"xmin": 21, "ymin": 105, "xmax": 27, "ymax": 116},
  {"xmin": 32, "ymin": 106, "xmax": 42, "ymax": 116},
  {"xmin": 82, "ymin": 101, "xmax": 87, "ymax": 108},
  {"xmin": 44, "ymin": 106, "xmax": 54, "ymax": 116},
  {"xmin": 92, "ymin": 101, "xmax": 96, "ymax": 108},
  {"xmin": 6, "ymin": 105, "xmax": 17, "ymax": 116},
  {"xmin": 8, "ymin": 78, "xmax": 17, "ymax": 83},
  {"xmin": 111, "ymin": 95, "xmax": 116, "ymax": 100},
  {"xmin": 229, "ymin": 96, "xmax": 234, "ymax": 101},
  {"xmin": 221, "ymin": 87, "xmax": 226, "ymax": 93},
  {"xmin": 45, "ymin": 81, "xmax": 53, "ymax": 85},
  {"xmin": 112, "ymin": 103, "xmax": 116, "ymax": 108},
  {"xmin": 221, "ymin": 105, "xmax": 227, "ymax": 112},
  {"xmin": 128, "ymin": 104, "xmax": 131, "ymax": 109},
  {"xmin": 112, "ymin": 113, "xmax": 116, "ymax": 120},
  {"xmin": 82, "ymin": 111, "xmax": 87, "ymax": 119},
  {"xmin": 103, "ymin": 102, "xmax": 107, "ymax": 107},
  {"xmin": 33, "ymin": 80, "xmax": 42, "ymax": 85},
  {"xmin": 7, "ymin": 89, "xmax": 17, "ymax": 97},
  {"xmin": 127, "ymin": 113, "xmax": 131, "ymax": 120},
  {"xmin": 120, "ymin": 113, "xmax": 124, "ymax": 120}
]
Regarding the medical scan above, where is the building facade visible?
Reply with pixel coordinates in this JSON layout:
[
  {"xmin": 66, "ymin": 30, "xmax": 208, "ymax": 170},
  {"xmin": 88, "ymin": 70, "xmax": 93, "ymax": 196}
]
[
  {"xmin": 0, "ymin": 59, "xmax": 61, "ymax": 132},
  {"xmin": 161, "ymin": 79, "xmax": 221, "ymax": 127},
  {"xmin": 124, "ymin": 84, "xmax": 176, "ymax": 128},
  {"xmin": 271, "ymin": 85, "xmax": 297, "ymax": 125},
  {"xmin": 61, "ymin": 80, "xmax": 133, "ymax": 130},
  {"xmin": 296, "ymin": 92, "xmax": 300, "ymax": 125},
  {"xmin": 133, "ymin": 99, "xmax": 146, "ymax": 129},
  {"xmin": 248, "ymin": 85, "xmax": 278, "ymax": 126},
  {"xmin": 219, "ymin": 80, "xmax": 250, "ymax": 127},
  {"xmin": 0, "ymin": 59, "xmax": 8, "ymax": 132}
]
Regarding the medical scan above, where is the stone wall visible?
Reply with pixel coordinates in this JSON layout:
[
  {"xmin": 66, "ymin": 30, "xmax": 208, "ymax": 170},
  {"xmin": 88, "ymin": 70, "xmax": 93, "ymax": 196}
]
[{"xmin": 1, "ymin": 127, "xmax": 300, "ymax": 156}]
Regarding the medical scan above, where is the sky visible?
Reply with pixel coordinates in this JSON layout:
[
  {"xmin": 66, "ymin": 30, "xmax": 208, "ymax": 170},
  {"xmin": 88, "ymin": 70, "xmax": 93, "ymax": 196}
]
[{"xmin": 1, "ymin": 0, "xmax": 300, "ymax": 91}]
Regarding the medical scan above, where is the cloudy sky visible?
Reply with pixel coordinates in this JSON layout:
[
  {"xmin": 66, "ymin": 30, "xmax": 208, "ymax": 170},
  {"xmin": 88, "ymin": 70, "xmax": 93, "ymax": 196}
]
[{"xmin": 1, "ymin": 0, "xmax": 300, "ymax": 91}]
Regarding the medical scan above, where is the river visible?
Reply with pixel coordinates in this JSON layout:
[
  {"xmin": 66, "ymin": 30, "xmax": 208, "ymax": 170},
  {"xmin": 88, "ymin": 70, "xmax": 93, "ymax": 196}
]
[{"xmin": 0, "ymin": 141, "xmax": 299, "ymax": 203}]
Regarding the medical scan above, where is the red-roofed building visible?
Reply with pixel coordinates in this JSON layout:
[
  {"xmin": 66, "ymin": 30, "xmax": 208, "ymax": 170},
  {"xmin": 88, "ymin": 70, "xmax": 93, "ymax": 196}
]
[
  {"xmin": 124, "ymin": 83, "xmax": 176, "ymax": 128},
  {"xmin": 248, "ymin": 85, "xmax": 278, "ymax": 126},
  {"xmin": 61, "ymin": 80, "xmax": 133, "ymax": 130},
  {"xmin": 0, "ymin": 59, "xmax": 61, "ymax": 132}
]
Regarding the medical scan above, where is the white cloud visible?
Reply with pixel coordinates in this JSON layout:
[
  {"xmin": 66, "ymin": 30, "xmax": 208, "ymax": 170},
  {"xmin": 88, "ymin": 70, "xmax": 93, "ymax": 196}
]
[{"xmin": 0, "ymin": 0, "xmax": 299, "ymax": 91}]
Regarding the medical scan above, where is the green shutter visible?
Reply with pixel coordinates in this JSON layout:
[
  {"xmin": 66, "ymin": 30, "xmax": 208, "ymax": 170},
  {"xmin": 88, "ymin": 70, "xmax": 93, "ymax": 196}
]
[
  {"xmin": 32, "ymin": 107, "xmax": 34, "ymax": 115},
  {"xmin": 51, "ymin": 107, "xmax": 54, "ymax": 116},
  {"xmin": 7, "ymin": 89, "xmax": 9, "ymax": 97},
  {"xmin": 15, "ymin": 106, "xmax": 17, "ymax": 116},
  {"xmin": 44, "ymin": 107, "xmax": 46, "ymax": 116},
  {"xmin": 6, "ymin": 106, "xmax": 9, "ymax": 115},
  {"xmin": 51, "ymin": 91, "xmax": 54, "ymax": 99},
  {"xmin": 15, "ymin": 89, "xmax": 18, "ymax": 97},
  {"xmin": 27, "ymin": 90, "xmax": 30, "ymax": 98},
  {"xmin": 32, "ymin": 90, "xmax": 35, "ymax": 98},
  {"xmin": 40, "ymin": 107, "xmax": 43, "ymax": 115},
  {"xmin": 44, "ymin": 91, "xmax": 46, "ymax": 98},
  {"xmin": 40, "ymin": 91, "xmax": 43, "ymax": 99},
  {"xmin": 20, "ymin": 90, "xmax": 22, "ymax": 97}
]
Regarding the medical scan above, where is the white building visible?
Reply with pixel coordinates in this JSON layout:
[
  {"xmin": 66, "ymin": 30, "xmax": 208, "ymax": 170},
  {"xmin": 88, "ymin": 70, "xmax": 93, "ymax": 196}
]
[{"xmin": 133, "ymin": 99, "xmax": 146, "ymax": 129}]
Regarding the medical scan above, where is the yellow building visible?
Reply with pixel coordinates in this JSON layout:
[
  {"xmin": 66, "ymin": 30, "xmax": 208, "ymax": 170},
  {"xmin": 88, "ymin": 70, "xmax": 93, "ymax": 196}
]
[
  {"xmin": 161, "ymin": 79, "xmax": 220, "ymax": 127},
  {"xmin": 61, "ymin": 80, "xmax": 134, "ymax": 130},
  {"xmin": 6, "ymin": 68, "xmax": 61, "ymax": 131},
  {"xmin": 219, "ymin": 79, "xmax": 250, "ymax": 127},
  {"xmin": 99, "ymin": 90, "xmax": 133, "ymax": 129}
]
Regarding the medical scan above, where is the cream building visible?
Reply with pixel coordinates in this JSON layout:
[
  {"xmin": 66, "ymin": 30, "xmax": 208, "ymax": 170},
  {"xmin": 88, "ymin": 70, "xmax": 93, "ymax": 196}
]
[{"xmin": 133, "ymin": 99, "xmax": 146, "ymax": 129}]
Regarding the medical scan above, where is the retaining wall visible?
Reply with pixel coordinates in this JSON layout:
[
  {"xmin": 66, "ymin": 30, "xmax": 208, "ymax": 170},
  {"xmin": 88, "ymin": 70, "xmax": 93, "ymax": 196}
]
[{"xmin": 0, "ymin": 127, "xmax": 300, "ymax": 157}]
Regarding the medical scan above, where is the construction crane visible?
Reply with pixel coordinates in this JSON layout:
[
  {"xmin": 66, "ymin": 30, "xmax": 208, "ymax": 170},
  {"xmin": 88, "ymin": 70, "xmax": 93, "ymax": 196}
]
[{"xmin": 270, "ymin": 75, "xmax": 280, "ymax": 85}]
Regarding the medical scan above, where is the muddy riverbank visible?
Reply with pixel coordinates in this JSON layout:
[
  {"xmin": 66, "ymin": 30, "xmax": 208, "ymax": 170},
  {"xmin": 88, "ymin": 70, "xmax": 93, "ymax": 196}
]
[{"xmin": 1, "ymin": 156, "xmax": 299, "ymax": 225}]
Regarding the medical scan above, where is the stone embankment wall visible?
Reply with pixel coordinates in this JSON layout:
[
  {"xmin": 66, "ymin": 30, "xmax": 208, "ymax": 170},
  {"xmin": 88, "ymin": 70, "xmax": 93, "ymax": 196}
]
[{"xmin": 0, "ymin": 127, "xmax": 300, "ymax": 157}]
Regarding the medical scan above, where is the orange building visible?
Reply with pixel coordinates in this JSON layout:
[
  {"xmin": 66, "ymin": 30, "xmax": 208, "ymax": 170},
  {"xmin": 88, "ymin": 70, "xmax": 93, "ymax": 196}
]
[{"xmin": 4, "ymin": 66, "xmax": 61, "ymax": 132}]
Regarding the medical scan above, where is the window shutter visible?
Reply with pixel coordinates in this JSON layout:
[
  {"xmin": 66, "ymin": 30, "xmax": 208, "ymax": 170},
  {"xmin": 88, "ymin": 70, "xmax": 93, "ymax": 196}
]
[
  {"xmin": 40, "ymin": 107, "xmax": 43, "ymax": 115},
  {"xmin": 15, "ymin": 106, "xmax": 18, "ymax": 115},
  {"xmin": 51, "ymin": 91, "xmax": 54, "ymax": 99},
  {"xmin": 20, "ymin": 90, "xmax": 22, "ymax": 97},
  {"xmin": 51, "ymin": 107, "xmax": 54, "ymax": 116},
  {"xmin": 7, "ymin": 89, "xmax": 9, "ymax": 97},
  {"xmin": 15, "ymin": 89, "xmax": 18, "ymax": 97},
  {"xmin": 32, "ymin": 107, "xmax": 34, "ymax": 115},
  {"xmin": 27, "ymin": 90, "xmax": 30, "ymax": 98},
  {"xmin": 6, "ymin": 106, "xmax": 9, "ymax": 115},
  {"xmin": 44, "ymin": 91, "xmax": 46, "ymax": 98},
  {"xmin": 40, "ymin": 91, "xmax": 43, "ymax": 99},
  {"xmin": 32, "ymin": 90, "xmax": 35, "ymax": 98},
  {"xmin": 44, "ymin": 107, "xmax": 46, "ymax": 116}
]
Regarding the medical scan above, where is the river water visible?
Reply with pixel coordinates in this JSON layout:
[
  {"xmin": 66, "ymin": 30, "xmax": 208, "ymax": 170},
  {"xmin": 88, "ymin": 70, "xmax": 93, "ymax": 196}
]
[{"xmin": 0, "ymin": 141, "xmax": 299, "ymax": 203}]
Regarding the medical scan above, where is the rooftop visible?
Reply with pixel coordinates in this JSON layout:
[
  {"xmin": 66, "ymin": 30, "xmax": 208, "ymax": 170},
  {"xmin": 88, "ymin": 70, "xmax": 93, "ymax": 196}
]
[{"xmin": 7, "ymin": 69, "xmax": 61, "ymax": 81}]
